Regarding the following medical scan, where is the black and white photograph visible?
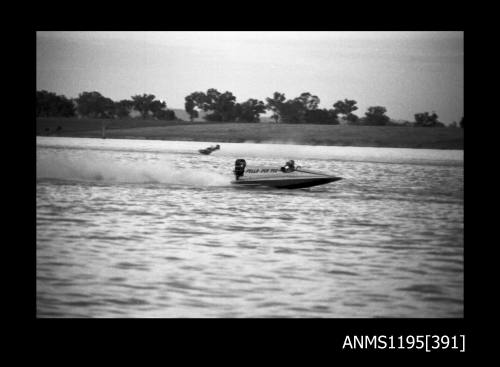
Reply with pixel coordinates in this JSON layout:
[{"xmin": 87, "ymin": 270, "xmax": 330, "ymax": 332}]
[{"xmin": 36, "ymin": 31, "xmax": 464, "ymax": 319}]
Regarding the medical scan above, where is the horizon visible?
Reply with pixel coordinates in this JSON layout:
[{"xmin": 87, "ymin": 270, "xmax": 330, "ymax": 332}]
[{"xmin": 36, "ymin": 31, "xmax": 464, "ymax": 125}]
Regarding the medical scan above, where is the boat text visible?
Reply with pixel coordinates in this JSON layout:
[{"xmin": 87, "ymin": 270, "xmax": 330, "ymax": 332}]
[{"xmin": 246, "ymin": 168, "xmax": 280, "ymax": 174}]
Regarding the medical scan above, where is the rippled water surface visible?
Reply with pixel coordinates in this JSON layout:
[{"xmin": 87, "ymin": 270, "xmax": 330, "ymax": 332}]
[{"xmin": 36, "ymin": 137, "xmax": 463, "ymax": 317}]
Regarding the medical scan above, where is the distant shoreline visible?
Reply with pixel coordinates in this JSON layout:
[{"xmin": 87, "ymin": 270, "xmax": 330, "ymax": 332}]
[{"xmin": 37, "ymin": 117, "xmax": 464, "ymax": 150}]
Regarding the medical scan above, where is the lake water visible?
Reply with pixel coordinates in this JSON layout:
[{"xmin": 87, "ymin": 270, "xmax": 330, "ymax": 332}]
[{"xmin": 36, "ymin": 137, "xmax": 464, "ymax": 318}]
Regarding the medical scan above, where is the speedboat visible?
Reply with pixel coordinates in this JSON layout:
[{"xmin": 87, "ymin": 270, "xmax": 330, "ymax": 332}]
[
  {"xmin": 231, "ymin": 159, "xmax": 342, "ymax": 189},
  {"xmin": 199, "ymin": 144, "xmax": 220, "ymax": 155}
]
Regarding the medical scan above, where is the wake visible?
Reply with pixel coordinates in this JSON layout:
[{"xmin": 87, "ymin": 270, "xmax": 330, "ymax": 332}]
[{"xmin": 36, "ymin": 154, "xmax": 229, "ymax": 186}]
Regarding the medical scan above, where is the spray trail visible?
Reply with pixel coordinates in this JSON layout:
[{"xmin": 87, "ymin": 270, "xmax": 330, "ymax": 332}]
[{"xmin": 36, "ymin": 152, "xmax": 229, "ymax": 186}]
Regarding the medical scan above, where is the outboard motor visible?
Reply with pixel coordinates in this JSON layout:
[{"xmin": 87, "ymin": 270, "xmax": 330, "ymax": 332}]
[{"xmin": 234, "ymin": 159, "xmax": 246, "ymax": 180}]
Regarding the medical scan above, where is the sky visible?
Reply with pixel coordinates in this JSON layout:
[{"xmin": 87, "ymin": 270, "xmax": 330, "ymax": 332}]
[{"xmin": 36, "ymin": 31, "xmax": 463, "ymax": 124}]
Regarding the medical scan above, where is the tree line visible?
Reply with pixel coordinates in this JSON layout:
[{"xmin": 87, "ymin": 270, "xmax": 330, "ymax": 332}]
[
  {"xmin": 36, "ymin": 89, "xmax": 463, "ymax": 128},
  {"xmin": 36, "ymin": 90, "xmax": 177, "ymax": 121}
]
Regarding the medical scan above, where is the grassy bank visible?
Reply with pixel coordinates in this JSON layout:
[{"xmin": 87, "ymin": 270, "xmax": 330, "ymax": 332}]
[{"xmin": 37, "ymin": 117, "xmax": 464, "ymax": 149}]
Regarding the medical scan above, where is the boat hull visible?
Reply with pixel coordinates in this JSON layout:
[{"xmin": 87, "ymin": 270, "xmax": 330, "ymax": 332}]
[
  {"xmin": 231, "ymin": 165, "xmax": 342, "ymax": 189},
  {"xmin": 231, "ymin": 175, "xmax": 342, "ymax": 189}
]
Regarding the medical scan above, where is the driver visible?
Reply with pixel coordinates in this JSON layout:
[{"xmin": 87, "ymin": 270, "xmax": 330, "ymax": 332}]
[{"xmin": 281, "ymin": 160, "xmax": 295, "ymax": 172}]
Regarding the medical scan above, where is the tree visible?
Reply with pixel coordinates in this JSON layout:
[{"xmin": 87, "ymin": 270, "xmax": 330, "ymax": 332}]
[
  {"xmin": 287, "ymin": 92, "xmax": 321, "ymax": 123},
  {"xmin": 345, "ymin": 113, "xmax": 359, "ymax": 124},
  {"xmin": 327, "ymin": 109, "xmax": 340, "ymax": 124},
  {"xmin": 460, "ymin": 116, "xmax": 464, "ymax": 129},
  {"xmin": 155, "ymin": 109, "xmax": 177, "ymax": 121},
  {"xmin": 212, "ymin": 91, "xmax": 237, "ymax": 121},
  {"xmin": 235, "ymin": 99, "xmax": 267, "ymax": 122},
  {"xmin": 149, "ymin": 99, "xmax": 167, "ymax": 119},
  {"xmin": 279, "ymin": 99, "xmax": 306, "ymax": 123},
  {"xmin": 130, "ymin": 94, "xmax": 175, "ymax": 120},
  {"xmin": 36, "ymin": 90, "xmax": 75, "ymax": 117},
  {"xmin": 296, "ymin": 92, "xmax": 320, "ymax": 111},
  {"xmin": 75, "ymin": 91, "xmax": 115, "ymax": 118},
  {"xmin": 185, "ymin": 89, "xmax": 238, "ymax": 122},
  {"xmin": 189, "ymin": 91, "xmax": 209, "ymax": 110},
  {"xmin": 205, "ymin": 88, "xmax": 221, "ymax": 109},
  {"xmin": 414, "ymin": 111, "xmax": 443, "ymax": 127},
  {"xmin": 131, "ymin": 94, "xmax": 157, "ymax": 119},
  {"xmin": 364, "ymin": 106, "xmax": 390, "ymax": 126},
  {"xmin": 265, "ymin": 92, "xmax": 323, "ymax": 124},
  {"xmin": 304, "ymin": 108, "xmax": 339, "ymax": 124},
  {"xmin": 204, "ymin": 111, "xmax": 224, "ymax": 121},
  {"xmin": 333, "ymin": 99, "xmax": 359, "ymax": 123},
  {"xmin": 184, "ymin": 97, "xmax": 199, "ymax": 122},
  {"xmin": 185, "ymin": 91, "xmax": 208, "ymax": 121},
  {"xmin": 115, "ymin": 99, "xmax": 134, "ymax": 118},
  {"xmin": 265, "ymin": 92, "xmax": 286, "ymax": 123}
]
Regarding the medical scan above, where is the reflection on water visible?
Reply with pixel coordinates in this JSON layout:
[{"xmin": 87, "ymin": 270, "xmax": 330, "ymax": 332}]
[{"xmin": 37, "ymin": 137, "xmax": 463, "ymax": 318}]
